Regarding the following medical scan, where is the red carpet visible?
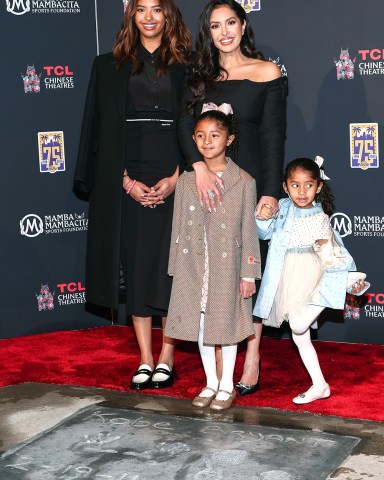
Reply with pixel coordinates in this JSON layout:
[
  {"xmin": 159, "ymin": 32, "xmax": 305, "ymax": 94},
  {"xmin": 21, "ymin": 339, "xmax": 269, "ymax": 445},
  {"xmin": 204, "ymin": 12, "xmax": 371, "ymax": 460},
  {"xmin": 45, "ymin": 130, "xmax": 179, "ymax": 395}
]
[{"xmin": 0, "ymin": 326, "xmax": 383, "ymax": 422}]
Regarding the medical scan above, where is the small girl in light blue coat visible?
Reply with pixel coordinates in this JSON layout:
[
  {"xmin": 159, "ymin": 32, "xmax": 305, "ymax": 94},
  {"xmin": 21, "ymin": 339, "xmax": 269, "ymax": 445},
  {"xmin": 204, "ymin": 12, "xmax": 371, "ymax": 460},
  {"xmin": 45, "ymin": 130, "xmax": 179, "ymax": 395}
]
[{"xmin": 254, "ymin": 157, "xmax": 369, "ymax": 404}]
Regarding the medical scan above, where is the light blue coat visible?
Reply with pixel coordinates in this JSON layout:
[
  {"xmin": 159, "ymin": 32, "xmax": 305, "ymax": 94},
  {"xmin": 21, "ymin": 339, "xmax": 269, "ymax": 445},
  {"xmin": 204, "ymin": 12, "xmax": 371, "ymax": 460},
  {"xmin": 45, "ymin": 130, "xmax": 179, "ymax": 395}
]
[{"xmin": 254, "ymin": 198, "xmax": 356, "ymax": 320}]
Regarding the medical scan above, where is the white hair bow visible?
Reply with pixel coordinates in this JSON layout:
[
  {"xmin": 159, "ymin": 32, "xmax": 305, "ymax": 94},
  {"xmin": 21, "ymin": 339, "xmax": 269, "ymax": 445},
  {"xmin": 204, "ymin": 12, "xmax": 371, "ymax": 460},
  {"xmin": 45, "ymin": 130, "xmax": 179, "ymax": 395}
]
[
  {"xmin": 201, "ymin": 102, "xmax": 233, "ymax": 116},
  {"xmin": 314, "ymin": 155, "xmax": 330, "ymax": 180}
]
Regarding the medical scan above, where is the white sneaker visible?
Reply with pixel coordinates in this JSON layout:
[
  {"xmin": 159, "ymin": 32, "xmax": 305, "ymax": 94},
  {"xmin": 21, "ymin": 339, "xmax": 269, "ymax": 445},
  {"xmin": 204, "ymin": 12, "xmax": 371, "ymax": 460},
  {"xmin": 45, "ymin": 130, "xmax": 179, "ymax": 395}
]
[{"xmin": 293, "ymin": 384, "xmax": 330, "ymax": 404}]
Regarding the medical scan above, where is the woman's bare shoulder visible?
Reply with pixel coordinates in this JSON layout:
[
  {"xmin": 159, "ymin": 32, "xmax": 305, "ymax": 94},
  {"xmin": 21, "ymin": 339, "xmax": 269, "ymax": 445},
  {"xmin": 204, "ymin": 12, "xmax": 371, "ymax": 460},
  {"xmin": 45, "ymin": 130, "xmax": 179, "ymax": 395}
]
[{"xmin": 246, "ymin": 59, "xmax": 282, "ymax": 82}]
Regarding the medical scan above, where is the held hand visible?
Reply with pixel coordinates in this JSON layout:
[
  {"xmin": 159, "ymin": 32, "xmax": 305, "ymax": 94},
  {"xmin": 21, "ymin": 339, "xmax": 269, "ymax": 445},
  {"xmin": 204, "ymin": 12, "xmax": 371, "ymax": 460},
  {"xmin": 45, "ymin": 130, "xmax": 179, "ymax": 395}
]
[
  {"xmin": 193, "ymin": 162, "xmax": 224, "ymax": 212},
  {"xmin": 240, "ymin": 279, "xmax": 256, "ymax": 299},
  {"xmin": 257, "ymin": 204, "xmax": 273, "ymax": 220},
  {"xmin": 256, "ymin": 196, "xmax": 279, "ymax": 220}
]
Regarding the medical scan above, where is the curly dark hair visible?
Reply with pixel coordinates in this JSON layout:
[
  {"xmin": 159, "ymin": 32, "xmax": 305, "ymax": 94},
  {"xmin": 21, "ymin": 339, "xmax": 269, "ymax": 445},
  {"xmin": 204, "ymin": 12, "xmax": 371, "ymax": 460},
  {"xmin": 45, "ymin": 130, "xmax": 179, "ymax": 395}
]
[
  {"xmin": 113, "ymin": 0, "xmax": 192, "ymax": 75},
  {"xmin": 189, "ymin": 0, "xmax": 265, "ymax": 108},
  {"xmin": 284, "ymin": 158, "xmax": 335, "ymax": 215}
]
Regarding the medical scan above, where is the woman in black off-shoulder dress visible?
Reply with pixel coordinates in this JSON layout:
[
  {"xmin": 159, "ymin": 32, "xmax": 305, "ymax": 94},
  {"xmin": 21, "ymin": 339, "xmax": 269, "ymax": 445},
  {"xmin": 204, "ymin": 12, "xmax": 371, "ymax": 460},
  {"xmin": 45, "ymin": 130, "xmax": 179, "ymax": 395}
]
[{"xmin": 177, "ymin": 0, "xmax": 287, "ymax": 400}]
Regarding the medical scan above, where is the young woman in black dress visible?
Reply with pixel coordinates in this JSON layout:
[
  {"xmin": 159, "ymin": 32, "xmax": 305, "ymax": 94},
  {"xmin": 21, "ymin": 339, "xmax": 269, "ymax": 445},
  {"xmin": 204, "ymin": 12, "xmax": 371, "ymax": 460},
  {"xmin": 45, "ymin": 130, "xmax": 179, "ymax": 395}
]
[
  {"xmin": 178, "ymin": 0, "xmax": 287, "ymax": 398},
  {"xmin": 75, "ymin": 0, "xmax": 191, "ymax": 390}
]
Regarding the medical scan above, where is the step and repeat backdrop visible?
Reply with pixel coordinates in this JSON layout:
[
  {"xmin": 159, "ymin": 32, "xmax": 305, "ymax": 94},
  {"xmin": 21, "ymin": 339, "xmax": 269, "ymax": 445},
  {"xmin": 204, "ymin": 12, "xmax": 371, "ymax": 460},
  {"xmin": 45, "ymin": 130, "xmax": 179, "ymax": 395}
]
[{"xmin": 1, "ymin": 0, "xmax": 383, "ymax": 343}]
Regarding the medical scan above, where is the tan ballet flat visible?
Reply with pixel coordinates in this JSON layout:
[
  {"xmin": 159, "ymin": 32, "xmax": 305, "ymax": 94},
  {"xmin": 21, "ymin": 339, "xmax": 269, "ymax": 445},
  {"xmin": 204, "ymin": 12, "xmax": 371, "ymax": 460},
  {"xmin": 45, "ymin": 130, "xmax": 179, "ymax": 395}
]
[
  {"xmin": 210, "ymin": 389, "xmax": 236, "ymax": 411},
  {"xmin": 192, "ymin": 387, "xmax": 218, "ymax": 408}
]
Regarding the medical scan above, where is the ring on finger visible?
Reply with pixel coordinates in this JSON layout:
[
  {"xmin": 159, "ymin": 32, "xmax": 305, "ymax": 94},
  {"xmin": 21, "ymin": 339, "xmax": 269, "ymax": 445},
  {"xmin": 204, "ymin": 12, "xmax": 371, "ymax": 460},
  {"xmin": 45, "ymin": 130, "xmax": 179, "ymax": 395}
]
[{"xmin": 207, "ymin": 190, "xmax": 215, "ymax": 199}]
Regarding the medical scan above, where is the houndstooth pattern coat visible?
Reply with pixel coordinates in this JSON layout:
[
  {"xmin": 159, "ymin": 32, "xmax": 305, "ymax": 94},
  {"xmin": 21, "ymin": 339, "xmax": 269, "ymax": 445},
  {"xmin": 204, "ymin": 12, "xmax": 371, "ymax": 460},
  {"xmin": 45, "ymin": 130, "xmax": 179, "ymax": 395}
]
[{"xmin": 165, "ymin": 160, "xmax": 261, "ymax": 345}]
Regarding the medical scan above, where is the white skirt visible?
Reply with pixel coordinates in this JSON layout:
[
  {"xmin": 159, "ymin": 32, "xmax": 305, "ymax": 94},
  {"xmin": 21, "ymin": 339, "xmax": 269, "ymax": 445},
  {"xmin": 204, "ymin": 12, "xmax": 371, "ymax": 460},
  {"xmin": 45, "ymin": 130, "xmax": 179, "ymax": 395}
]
[{"xmin": 264, "ymin": 247, "xmax": 324, "ymax": 328}]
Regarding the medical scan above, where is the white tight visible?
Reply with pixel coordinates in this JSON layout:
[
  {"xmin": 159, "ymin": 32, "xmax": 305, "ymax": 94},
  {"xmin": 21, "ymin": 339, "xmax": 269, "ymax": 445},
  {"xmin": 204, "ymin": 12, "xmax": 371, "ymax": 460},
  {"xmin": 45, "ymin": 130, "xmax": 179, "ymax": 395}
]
[
  {"xmin": 289, "ymin": 305, "xmax": 325, "ymax": 335},
  {"xmin": 290, "ymin": 272, "xmax": 358, "ymax": 390},
  {"xmin": 198, "ymin": 313, "xmax": 237, "ymax": 393},
  {"xmin": 290, "ymin": 305, "xmax": 327, "ymax": 389}
]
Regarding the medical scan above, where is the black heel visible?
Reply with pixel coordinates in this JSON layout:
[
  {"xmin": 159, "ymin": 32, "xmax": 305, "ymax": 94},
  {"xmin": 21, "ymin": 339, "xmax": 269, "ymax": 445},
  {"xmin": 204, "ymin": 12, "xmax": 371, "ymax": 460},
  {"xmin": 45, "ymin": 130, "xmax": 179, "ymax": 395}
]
[{"xmin": 236, "ymin": 361, "xmax": 261, "ymax": 397}]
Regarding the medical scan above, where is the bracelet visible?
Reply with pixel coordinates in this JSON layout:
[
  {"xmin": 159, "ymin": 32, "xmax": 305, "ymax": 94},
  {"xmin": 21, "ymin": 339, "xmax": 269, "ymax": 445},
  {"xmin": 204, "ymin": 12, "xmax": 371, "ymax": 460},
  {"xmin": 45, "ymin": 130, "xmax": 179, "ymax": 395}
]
[
  {"xmin": 124, "ymin": 178, "xmax": 132, "ymax": 189},
  {"xmin": 126, "ymin": 179, "xmax": 137, "ymax": 195}
]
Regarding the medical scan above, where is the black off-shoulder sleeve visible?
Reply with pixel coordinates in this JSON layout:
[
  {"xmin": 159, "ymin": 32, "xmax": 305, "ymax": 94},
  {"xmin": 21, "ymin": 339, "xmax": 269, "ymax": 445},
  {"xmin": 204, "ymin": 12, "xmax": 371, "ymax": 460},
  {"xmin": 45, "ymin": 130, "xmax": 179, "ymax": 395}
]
[{"xmin": 259, "ymin": 76, "xmax": 288, "ymax": 199}]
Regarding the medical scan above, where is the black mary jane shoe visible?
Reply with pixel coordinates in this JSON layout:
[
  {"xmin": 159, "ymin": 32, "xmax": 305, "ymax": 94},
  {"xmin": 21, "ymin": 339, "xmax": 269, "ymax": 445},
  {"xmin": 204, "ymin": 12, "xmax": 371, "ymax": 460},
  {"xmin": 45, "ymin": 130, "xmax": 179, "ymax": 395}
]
[
  {"xmin": 151, "ymin": 364, "xmax": 175, "ymax": 389},
  {"xmin": 130, "ymin": 364, "xmax": 153, "ymax": 390}
]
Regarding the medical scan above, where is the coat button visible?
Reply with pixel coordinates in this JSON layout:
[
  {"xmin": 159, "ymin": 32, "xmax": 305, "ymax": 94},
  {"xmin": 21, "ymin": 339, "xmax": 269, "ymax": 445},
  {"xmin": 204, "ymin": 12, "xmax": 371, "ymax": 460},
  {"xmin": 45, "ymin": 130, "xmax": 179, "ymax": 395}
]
[
  {"xmin": 221, "ymin": 223, "xmax": 226, "ymax": 229},
  {"xmin": 186, "ymin": 235, "xmax": 191, "ymax": 241},
  {"xmin": 187, "ymin": 220, "xmax": 193, "ymax": 225},
  {"xmin": 190, "ymin": 205, "xmax": 195, "ymax": 211},
  {"xmin": 183, "ymin": 249, "xmax": 188, "ymax": 254},
  {"xmin": 280, "ymin": 215, "xmax": 284, "ymax": 219},
  {"xmin": 222, "ymin": 252, "xmax": 227, "ymax": 258},
  {"xmin": 222, "ymin": 208, "xmax": 226, "ymax": 213}
]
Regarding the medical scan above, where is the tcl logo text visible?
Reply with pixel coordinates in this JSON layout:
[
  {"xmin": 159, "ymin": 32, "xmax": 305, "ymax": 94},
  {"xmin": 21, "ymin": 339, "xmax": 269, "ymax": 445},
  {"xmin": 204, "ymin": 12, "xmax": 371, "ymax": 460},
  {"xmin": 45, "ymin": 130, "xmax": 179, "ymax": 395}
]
[
  {"xmin": 365, "ymin": 293, "xmax": 384, "ymax": 304},
  {"xmin": 57, "ymin": 282, "xmax": 85, "ymax": 293},
  {"xmin": 43, "ymin": 66, "xmax": 74, "ymax": 76}
]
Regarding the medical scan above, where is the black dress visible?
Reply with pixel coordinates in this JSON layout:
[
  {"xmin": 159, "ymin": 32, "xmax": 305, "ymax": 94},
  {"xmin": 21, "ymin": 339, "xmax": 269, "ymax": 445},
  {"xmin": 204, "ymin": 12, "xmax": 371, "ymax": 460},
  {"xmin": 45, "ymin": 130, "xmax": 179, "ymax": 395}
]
[
  {"xmin": 121, "ymin": 46, "xmax": 178, "ymax": 316},
  {"xmin": 178, "ymin": 77, "xmax": 288, "ymax": 199}
]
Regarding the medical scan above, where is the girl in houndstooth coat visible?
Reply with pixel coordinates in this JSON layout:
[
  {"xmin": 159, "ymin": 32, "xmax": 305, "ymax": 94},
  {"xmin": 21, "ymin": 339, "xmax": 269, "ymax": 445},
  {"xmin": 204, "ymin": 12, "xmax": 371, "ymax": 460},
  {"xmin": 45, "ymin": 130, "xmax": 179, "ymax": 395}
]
[{"xmin": 165, "ymin": 108, "xmax": 261, "ymax": 410}]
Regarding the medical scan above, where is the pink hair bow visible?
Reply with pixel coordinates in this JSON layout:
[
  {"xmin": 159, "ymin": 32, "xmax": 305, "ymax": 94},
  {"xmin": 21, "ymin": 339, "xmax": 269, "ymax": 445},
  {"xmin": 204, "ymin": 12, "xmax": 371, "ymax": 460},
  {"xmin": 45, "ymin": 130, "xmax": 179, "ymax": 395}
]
[{"xmin": 201, "ymin": 102, "xmax": 233, "ymax": 115}]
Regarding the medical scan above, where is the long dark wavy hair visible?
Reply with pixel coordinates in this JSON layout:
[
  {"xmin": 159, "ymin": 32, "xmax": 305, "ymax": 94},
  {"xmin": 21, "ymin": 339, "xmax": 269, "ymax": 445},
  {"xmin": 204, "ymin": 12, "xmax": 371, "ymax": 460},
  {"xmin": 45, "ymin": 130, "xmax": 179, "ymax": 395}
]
[
  {"xmin": 189, "ymin": 0, "xmax": 265, "ymax": 108},
  {"xmin": 194, "ymin": 110, "xmax": 240, "ymax": 161},
  {"xmin": 113, "ymin": 0, "xmax": 192, "ymax": 75},
  {"xmin": 284, "ymin": 158, "xmax": 335, "ymax": 216}
]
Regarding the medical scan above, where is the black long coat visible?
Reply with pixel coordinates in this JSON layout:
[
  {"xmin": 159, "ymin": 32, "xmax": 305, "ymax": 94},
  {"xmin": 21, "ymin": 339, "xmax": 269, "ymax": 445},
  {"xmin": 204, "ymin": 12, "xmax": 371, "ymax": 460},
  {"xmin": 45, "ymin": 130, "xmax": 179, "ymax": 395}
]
[{"xmin": 74, "ymin": 53, "xmax": 189, "ymax": 309}]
